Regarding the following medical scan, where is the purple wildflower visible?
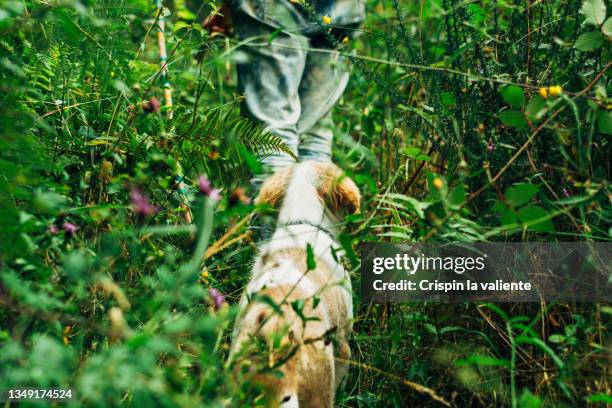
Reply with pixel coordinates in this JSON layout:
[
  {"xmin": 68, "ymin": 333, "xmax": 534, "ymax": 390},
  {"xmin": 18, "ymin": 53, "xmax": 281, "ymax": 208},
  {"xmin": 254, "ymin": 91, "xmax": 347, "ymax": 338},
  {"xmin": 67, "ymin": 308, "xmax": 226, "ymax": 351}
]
[
  {"xmin": 48, "ymin": 224, "xmax": 59, "ymax": 235},
  {"xmin": 562, "ymin": 188, "xmax": 571, "ymax": 198},
  {"xmin": 62, "ymin": 222, "xmax": 79, "ymax": 237},
  {"xmin": 131, "ymin": 188, "xmax": 156, "ymax": 217},
  {"xmin": 487, "ymin": 141, "xmax": 496, "ymax": 152},
  {"xmin": 209, "ymin": 288, "xmax": 225, "ymax": 311},
  {"xmin": 142, "ymin": 97, "xmax": 161, "ymax": 114},
  {"xmin": 198, "ymin": 175, "xmax": 221, "ymax": 202}
]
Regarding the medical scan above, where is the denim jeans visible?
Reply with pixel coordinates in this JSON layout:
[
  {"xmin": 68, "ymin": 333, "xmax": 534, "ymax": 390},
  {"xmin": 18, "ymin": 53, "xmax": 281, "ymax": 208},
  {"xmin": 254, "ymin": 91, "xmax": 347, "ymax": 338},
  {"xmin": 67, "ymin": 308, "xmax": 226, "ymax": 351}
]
[{"xmin": 232, "ymin": 0, "xmax": 352, "ymax": 184}]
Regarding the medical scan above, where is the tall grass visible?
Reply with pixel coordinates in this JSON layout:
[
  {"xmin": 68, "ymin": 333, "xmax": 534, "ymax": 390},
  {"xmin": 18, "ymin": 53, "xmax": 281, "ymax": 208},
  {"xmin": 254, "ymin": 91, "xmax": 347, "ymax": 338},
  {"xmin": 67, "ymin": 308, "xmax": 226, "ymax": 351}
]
[{"xmin": 0, "ymin": 0, "xmax": 610, "ymax": 406}]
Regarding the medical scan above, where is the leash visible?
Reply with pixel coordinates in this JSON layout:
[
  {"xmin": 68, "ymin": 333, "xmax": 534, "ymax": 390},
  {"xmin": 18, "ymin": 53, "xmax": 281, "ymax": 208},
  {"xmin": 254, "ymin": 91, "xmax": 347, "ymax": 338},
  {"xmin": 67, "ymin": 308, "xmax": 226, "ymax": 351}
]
[
  {"xmin": 282, "ymin": 220, "xmax": 336, "ymax": 238},
  {"xmin": 154, "ymin": 0, "xmax": 192, "ymax": 223}
]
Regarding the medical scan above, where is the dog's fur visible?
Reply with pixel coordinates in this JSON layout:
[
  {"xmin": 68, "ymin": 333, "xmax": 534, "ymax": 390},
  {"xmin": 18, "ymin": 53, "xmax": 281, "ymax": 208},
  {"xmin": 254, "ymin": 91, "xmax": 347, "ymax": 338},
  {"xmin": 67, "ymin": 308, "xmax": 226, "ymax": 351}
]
[{"xmin": 230, "ymin": 161, "xmax": 360, "ymax": 407}]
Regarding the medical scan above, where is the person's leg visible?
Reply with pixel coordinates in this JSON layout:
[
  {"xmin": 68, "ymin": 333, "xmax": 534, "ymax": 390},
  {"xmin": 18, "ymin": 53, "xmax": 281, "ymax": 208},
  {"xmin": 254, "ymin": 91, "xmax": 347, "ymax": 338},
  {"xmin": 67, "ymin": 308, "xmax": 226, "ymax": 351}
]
[
  {"xmin": 233, "ymin": 3, "xmax": 309, "ymax": 184},
  {"xmin": 297, "ymin": 41, "xmax": 351, "ymax": 162}
]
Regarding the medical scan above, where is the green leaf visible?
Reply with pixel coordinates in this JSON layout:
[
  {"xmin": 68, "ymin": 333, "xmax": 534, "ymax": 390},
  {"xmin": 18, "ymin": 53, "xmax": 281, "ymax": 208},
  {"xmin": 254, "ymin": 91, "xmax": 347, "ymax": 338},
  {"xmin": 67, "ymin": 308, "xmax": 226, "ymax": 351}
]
[
  {"xmin": 491, "ymin": 200, "xmax": 506, "ymax": 212},
  {"xmin": 268, "ymin": 27, "xmax": 283, "ymax": 44},
  {"xmin": 587, "ymin": 394, "xmax": 612, "ymax": 403},
  {"xmin": 312, "ymin": 295, "xmax": 320, "ymax": 309},
  {"xmin": 257, "ymin": 294, "xmax": 283, "ymax": 315},
  {"xmin": 385, "ymin": 194, "xmax": 432, "ymax": 219},
  {"xmin": 291, "ymin": 299, "xmax": 305, "ymax": 314},
  {"xmin": 467, "ymin": 3, "xmax": 485, "ymax": 26},
  {"xmin": 515, "ymin": 335, "xmax": 564, "ymax": 369},
  {"xmin": 505, "ymin": 183, "xmax": 539, "ymax": 207},
  {"xmin": 402, "ymin": 147, "xmax": 422, "ymax": 157},
  {"xmin": 500, "ymin": 209, "xmax": 518, "ymax": 226},
  {"xmin": 440, "ymin": 92, "xmax": 456, "ymax": 108},
  {"xmin": 574, "ymin": 31, "xmax": 605, "ymax": 51},
  {"xmin": 33, "ymin": 191, "xmax": 67, "ymax": 212},
  {"xmin": 518, "ymin": 206, "xmax": 554, "ymax": 232},
  {"xmin": 173, "ymin": 20, "xmax": 190, "ymax": 33},
  {"xmin": 598, "ymin": 109, "xmax": 612, "ymax": 135},
  {"xmin": 603, "ymin": 17, "xmax": 612, "ymax": 37},
  {"xmin": 448, "ymin": 184, "xmax": 466, "ymax": 210},
  {"xmin": 548, "ymin": 334, "xmax": 566, "ymax": 344},
  {"xmin": 580, "ymin": 0, "xmax": 606, "ymax": 26},
  {"xmin": 191, "ymin": 198, "xmax": 215, "ymax": 265},
  {"xmin": 455, "ymin": 354, "xmax": 510, "ymax": 367},
  {"xmin": 401, "ymin": 147, "xmax": 431, "ymax": 162},
  {"xmin": 479, "ymin": 303, "xmax": 509, "ymax": 321},
  {"xmin": 306, "ymin": 243, "xmax": 316, "ymax": 270},
  {"xmin": 499, "ymin": 110, "xmax": 527, "ymax": 130},
  {"xmin": 525, "ymin": 96, "xmax": 547, "ymax": 121},
  {"xmin": 519, "ymin": 390, "xmax": 543, "ymax": 408},
  {"xmin": 427, "ymin": 172, "xmax": 447, "ymax": 200},
  {"xmin": 63, "ymin": 252, "xmax": 88, "ymax": 279},
  {"xmin": 501, "ymin": 85, "xmax": 525, "ymax": 109}
]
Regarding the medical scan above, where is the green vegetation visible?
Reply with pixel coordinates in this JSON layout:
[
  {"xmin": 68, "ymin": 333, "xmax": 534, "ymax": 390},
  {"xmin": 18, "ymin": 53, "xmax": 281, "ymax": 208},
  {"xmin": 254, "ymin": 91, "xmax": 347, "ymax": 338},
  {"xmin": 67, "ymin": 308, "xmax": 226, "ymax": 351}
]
[{"xmin": 0, "ymin": 0, "xmax": 610, "ymax": 406}]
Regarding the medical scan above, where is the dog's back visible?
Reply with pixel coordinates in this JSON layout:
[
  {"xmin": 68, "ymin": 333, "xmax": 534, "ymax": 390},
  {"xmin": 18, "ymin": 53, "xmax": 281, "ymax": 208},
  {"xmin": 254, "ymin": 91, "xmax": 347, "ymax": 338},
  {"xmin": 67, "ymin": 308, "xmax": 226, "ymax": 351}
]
[{"xmin": 230, "ymin": 162, "xmax": 360, "ymax": 407}]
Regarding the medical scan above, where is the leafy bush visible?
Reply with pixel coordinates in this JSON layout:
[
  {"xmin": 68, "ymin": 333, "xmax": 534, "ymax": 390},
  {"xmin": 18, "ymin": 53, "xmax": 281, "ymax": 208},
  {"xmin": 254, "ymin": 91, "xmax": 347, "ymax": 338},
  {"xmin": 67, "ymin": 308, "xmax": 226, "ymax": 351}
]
[{"xmin": 0, "ymin": 0, "xmax": 610, "ymax": 406}]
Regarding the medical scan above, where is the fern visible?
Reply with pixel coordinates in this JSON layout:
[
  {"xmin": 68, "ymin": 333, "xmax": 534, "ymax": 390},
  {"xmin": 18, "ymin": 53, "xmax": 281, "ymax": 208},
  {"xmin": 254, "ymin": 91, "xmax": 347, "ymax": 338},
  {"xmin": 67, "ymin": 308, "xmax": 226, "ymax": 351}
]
[
  {"xmin": 168, "ymin": 106, "xmax": 296, "ymax": 159},
  {"xmin": 167, "ymin": 105, "xmax": 296, "ymax": 183}
]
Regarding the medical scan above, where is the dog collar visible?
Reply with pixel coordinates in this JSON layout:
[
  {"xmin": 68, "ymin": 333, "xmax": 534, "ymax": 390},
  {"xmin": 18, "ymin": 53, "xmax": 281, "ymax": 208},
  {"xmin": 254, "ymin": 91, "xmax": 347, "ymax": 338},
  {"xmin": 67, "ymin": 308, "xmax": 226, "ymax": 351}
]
[{"xmin": 281, "ymin": 220, "xmax": 336, "ymax": 238}]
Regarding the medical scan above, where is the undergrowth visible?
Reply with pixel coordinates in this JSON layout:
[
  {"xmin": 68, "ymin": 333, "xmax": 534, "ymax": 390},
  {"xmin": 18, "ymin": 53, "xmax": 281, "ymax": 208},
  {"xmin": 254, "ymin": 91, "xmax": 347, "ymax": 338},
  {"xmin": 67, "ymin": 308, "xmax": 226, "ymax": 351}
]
[{"xmin": 0, "ymin": 0, "xmax": 610, "ymax": 407}]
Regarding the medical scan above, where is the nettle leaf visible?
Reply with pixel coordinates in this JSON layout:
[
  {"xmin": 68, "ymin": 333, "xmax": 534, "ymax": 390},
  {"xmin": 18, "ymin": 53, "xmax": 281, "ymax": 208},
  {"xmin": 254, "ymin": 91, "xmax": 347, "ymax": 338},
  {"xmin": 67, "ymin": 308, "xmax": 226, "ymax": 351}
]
[
  {"xmin": 526, "ymin": 96, "xmax": 547, "ymax": 121},
  {"xmin": 505, "ymin": 183, "xmax": 539, "ymax": 207},
  {"xmin": 499, "ymin": 110, "xmax": 527, "ymax": 130},
  {"xmin": 574, "ymin": 31, "xmax": 605, "ymax": 51},
  {"xmin": 580, "ymin": 0, "xmax": 606, "ymax": 26},
  {"xmin": 518, "ymin": 205, "xmax": 554, "ymax": 232},
  {"xmin": 603, "ymin": 17, "xmax": 612, "ymax": 37},
  {"xmin": 501, "ymin": 85, "xmax": 525, "ymax": 109}
]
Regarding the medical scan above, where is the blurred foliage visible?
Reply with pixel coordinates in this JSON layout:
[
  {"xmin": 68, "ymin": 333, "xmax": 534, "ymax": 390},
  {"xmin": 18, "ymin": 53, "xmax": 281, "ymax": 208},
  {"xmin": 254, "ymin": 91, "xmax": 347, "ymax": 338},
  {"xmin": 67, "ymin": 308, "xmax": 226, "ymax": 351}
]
[{"xmin": 0, "ymin": 0, "xmax": 610, "ymax": 407}]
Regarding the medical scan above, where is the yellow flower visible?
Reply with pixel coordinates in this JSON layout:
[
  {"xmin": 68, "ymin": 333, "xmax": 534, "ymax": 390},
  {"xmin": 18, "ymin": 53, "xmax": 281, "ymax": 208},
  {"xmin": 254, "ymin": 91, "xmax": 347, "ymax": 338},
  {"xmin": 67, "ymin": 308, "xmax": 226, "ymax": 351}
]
[
  {"xmin": 548, "ymin": 85, "xmax": 563, "ymax": 96},
  {"xmin": 200, "ymin": 270, "xmax": 209, "ymax": 280},
  {"xmin": 322, "ymin": 15, "xmax": 332, "ymax": 24},
  {"xmin": 342, "ymin": 36, "xmax": 349, "ymax": 44},
  {"xmin": 432, "ymin": 177, "xmax": 444, "ymax": 190},
  {"xmin": 538, "ymin": 87, "xmax": 548, "ymax": 99}
]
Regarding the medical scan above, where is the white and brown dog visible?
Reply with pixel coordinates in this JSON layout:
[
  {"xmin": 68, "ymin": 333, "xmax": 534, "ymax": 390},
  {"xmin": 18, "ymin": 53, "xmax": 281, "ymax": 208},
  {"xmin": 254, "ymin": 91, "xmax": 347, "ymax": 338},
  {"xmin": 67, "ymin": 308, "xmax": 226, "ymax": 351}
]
[{"xmin": 230, "ymin": 161, "xmax": 360, "ymax": 407}]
